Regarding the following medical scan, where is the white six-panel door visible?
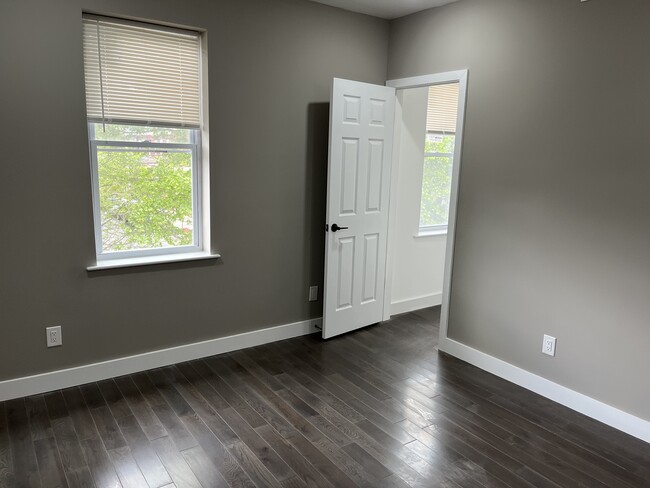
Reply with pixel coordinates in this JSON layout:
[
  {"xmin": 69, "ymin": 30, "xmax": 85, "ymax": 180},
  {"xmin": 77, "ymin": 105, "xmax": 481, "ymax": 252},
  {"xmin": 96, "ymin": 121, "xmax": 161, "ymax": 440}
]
[{"xmin": 322, "ymin": 78, "xmax": 396, "ymax": 339}]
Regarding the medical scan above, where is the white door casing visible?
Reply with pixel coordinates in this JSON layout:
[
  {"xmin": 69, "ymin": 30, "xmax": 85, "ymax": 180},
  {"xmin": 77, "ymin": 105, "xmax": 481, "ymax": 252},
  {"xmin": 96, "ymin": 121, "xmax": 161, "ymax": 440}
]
[
  {"xmin": 385, "ymin": 70, "xmax": 469, "ymax": 341},
  {"xmin": 322, "ymin": 78, "xmax": 396, "ymax": 339}
]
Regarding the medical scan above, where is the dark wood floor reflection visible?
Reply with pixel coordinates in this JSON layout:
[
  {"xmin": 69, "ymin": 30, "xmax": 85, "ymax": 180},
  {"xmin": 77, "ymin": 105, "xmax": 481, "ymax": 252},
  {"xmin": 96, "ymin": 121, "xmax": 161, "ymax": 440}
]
[{"xmin": 1, "ymin": 307, "xmax": 649, "ymax": 487}]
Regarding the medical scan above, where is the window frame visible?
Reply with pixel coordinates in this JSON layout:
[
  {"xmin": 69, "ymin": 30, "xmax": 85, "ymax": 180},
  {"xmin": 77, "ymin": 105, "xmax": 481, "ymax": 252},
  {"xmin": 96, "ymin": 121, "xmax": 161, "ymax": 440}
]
[
  {"xmin": 82, "ymin": 15, "xmax": 214, "ymax": 269},
  {"xmin": 88, "ymin": 123, "xmax": 204, "ymax": 261},
  {"xmin": 418, "ymin": 132, "xmax": 456, "ymax": 237}
]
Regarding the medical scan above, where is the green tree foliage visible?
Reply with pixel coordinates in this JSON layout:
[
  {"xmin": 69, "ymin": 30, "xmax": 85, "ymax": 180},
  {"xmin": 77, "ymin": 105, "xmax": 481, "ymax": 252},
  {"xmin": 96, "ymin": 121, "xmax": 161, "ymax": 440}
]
[
  {"xmin": 420, "ymin": 134, "xmax": 455, "ymax": 227},
  {"xmin": 94, "ymin": 124, "xmax": 190, "ymax": 144},
  {"xmin": 94, "ymin": 124, "xmax": 194, "ymax": 251}
]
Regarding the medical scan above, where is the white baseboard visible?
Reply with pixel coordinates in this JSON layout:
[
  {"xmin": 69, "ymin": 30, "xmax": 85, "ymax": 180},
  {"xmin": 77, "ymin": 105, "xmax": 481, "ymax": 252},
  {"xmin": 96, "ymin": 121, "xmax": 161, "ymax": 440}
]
[
  {"xmin": 439, "ymin": 337, "xmax": 650, "ymax": 444},
  {"xmin": 391, "ymin": 292, "xmax": 442, "ymax": 316},
  {"xmin": 0, "ymin": 317, "xmax": 322, "ymax": 402}
]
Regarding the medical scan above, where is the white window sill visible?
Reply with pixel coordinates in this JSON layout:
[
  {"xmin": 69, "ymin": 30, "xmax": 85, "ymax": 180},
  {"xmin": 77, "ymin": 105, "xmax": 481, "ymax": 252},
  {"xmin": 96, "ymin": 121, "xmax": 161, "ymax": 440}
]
[
  {"xmin": 87, "ymin": 251, "xmax": 221, "ymax": 271},
  {"xmin": 415, "ymin": 229, "xmax": 448, "ymax": 238}
]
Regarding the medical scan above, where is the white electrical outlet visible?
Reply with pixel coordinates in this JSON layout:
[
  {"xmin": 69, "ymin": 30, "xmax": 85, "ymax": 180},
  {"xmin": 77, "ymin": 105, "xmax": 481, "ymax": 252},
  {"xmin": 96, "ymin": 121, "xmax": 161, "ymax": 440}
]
[
  {"xmin": 46, "ymin": 326, "xmax": 62, "ymax": 348},
  {"xmin": 309, "ymin": 286, "xmax": 318, "ymax": 302},
  {"xmin": 542, "ymin": 334, "xmax": 556, "ymax": 356}
]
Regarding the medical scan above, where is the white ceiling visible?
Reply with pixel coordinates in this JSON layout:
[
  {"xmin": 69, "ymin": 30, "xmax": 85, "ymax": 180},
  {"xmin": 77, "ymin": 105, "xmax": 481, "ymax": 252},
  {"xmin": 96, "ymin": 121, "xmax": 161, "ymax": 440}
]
[{"xmin": 309, "ymin": 0, "xmax": 458, "ymax": 20}]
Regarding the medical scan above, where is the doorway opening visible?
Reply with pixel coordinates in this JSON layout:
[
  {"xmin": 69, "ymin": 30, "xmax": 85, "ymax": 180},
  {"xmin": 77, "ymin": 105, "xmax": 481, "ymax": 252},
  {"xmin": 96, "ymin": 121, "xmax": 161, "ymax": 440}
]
[{"xmin": 384, "ymin": 71, "xmax": 468, "ymax": 345}]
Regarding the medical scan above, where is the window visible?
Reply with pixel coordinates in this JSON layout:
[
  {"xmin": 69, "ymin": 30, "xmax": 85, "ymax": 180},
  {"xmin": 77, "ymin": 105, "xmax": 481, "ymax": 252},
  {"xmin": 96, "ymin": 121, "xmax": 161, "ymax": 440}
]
[
  {"xmin": 82, "ymin": 15, "xmax": 209, "ymax": 266},
  {"xmin": 419, "ymin": 83, "xmax": 459, "ymax": 235}
]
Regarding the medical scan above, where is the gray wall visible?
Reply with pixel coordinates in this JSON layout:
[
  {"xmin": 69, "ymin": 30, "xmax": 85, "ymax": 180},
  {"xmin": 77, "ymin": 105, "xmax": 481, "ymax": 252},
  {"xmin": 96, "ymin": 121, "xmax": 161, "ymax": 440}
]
[
  {"xmin": 0, "ymin": 0, "xmax": 388, "ymax": 380},
  {"xmin": 388, "ymin": 0, "xmax": 650, "ymax": 421}
]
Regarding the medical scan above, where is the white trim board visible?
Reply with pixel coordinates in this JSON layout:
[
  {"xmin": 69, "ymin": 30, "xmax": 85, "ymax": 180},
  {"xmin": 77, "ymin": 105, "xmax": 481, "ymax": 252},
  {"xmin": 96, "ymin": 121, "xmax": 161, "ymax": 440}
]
[
  {"xmin": 0, "ymin": 318, "xmax": 321, "ymax": 402},
  {"xmin": 390, "ymin": 292, "xmax": 442, "ymax": 316},
  {"xmin": 439, "ymin": 337, "xmax": 650, "ymax": 444}
]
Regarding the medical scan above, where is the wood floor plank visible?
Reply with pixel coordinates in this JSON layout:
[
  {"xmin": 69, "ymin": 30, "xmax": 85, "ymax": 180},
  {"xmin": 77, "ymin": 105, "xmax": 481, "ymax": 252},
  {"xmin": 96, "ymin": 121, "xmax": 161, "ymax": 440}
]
[
  {"xmin": 6, "ymin": 399, "xmax": 41, "ymax": 488},
  {"xmin": 150, "ymin": 437, "xmax": 201, "ymax": 488},
  {"xmin": 96, "ymin": 381, "xmax": 132, "ymax": 422},
  {"xmin": 189, "ymin": 360, "xmax": 267, "ymax": 429},
  {"xmin": 305, "ymin": 415, "xmax": 351, "ymax": 448},
  {"xmin": 60, "ymin": 389, "xmax": 98, "ymax": 444},
  {"xmin": 107, "ymin": 447, "xmax": 148, "ymax": 488},
  {"xmin": 167, "ymin": 365, "xmax": 239, "ymax": 448},
  {"xmin": 341, "ymin": 442, "xmax": 392, "ymax": 480},
  {"xmin": 235, "ymin": 387, "xmax": 297, "ymax": 440},
  {"xmin": 63, "ymin": 467, "xmax": 95, "ymax": 488},
  {"xmin": 179, "ymin": 411, "xmax": 255, "ymax": 488},
  {"xmin": 78, "ymin": 385, "xmax": 105, "ymax": 412},
  {"xmin": 255, "ymin": 424, "xmax": 335, "ymax": 488},
  {"xmin": 226, "ymin": 439, "xmax": 284, "ymax": 488},
  {"xmin": 325, "ymin": 374, "xmax": 406, "ymax": 423},
  {"xmin": 131, "ymin": 373, "xmax": 197, "ymax": 452},
  {"xmin": 229, "ymin": 351, "xmax": 285, "ymax": 392},
  {"xmin": 238, "ymin": 384, "xmax": 326, "ymax": 446},
  {"xmin": 80, "ymin": 438, "xmax": 121, "ymax": 488},
  {"xmin": 404, "ymin": 439, "xmax": 498, "ymax": 488},
  {"xmin": 25, "ymin": 397, "xmax": 52, "ymax": 443},
  {"xmin": 86, "ymin": 407, "xmax": 126, "ymax": 452},
  {"xmin": 113, "ymin": 376, "xmax": 167, "ymax": 442},
  {"xmin": 0, "ymin": 402, "xmax": 16, "ymax": 488},
  {"xmin": 399, "ymin": 419, "xmax": 510, "ymax": 488},
  {"xmin": 283, "ymin": 433, "xmax": 358, "ymax": 488},
  {"xmin": 276, "ymin": 369, "xmax": 365, "ymax": 424},
  {"xmin": 278, "ymin": 477, "xmax": 308, "ymax": 488},
  {"xmin": 181, "ymin": 446, "xmax": 230, "ymax": 488},
  {"xmin": 33, "ymin": 436, "xmax": 68, "ymax": 488},
  {"xmin": 217, "ymin": 406, "xmax": 294, "ymax": 482},
  {"xmin": 115, "ymin": 414, "xmax": 172, "ymax": 488},
  {"xmin": 50, "ymin": 417, "xmax": 87, "ymax": 476},
  {"xmin": 147, "ymin": 369, "xmax": 195, "ymax": 419}
]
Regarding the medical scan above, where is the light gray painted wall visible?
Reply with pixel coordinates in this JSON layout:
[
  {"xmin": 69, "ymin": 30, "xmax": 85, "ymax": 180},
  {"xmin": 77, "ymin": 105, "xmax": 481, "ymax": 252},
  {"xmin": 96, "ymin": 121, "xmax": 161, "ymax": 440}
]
[
  {"xmin": 388, "ymin": 0, "xmax": 650, "ymax": 421},
  {"xmin": 0, "ymin": 0, "xmax": 388, "ymax": 380}
]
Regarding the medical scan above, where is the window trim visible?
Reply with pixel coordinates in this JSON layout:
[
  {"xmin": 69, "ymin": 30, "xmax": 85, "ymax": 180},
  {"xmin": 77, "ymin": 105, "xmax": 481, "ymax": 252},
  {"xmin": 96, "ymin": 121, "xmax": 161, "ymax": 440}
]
[
  {"xmin": 88, "ymin": 123, "xmax": 204, "ymax": 262},
  {"xmin": 418, "ymin": 133, "xmax": 456, "ymax": 236},
  {"xmin": 416, "ymin": 225, "xmax": 448, "ymax": 238},
  {"xmin": 87, "ymin": 250, "xmax": 219, "ymax": 271}
]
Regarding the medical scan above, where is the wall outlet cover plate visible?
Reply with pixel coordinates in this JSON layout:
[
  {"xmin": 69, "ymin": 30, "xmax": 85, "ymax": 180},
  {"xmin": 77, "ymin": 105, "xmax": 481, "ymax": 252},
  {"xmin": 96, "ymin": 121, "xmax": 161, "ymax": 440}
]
[
  {"xmin": 46, "ymin": 326, "xmax": 63, "ymax": 348},
  {"xmin": 542, "ymin": 334, "xmax": 556, "ymax": 357}
]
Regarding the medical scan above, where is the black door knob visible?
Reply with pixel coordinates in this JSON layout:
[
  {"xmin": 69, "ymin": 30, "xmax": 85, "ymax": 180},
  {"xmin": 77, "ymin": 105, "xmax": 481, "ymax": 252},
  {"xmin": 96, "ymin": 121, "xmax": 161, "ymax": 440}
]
[{"xmin": 331, "ymin": 223, "xmax": 349, "ymax": 232}]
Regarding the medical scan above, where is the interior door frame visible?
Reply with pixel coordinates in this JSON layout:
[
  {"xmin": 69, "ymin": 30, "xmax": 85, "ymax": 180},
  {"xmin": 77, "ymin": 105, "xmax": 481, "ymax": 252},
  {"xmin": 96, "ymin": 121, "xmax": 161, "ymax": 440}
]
[{"xmin": 383, "ymin": 70, "xmax": 469, "ymax": 347}]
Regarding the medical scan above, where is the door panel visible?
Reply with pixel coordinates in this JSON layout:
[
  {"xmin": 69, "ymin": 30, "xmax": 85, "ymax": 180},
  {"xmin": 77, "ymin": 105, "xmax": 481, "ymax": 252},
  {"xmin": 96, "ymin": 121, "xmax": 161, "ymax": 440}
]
[{"xmin": 323, "ymin": 78, "xmax": 395, "ymax": 339}]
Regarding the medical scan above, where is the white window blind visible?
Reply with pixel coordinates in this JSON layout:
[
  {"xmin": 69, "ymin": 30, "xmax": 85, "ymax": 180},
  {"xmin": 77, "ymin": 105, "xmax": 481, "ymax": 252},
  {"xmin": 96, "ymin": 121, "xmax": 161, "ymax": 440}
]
[
  {"xmin": 82, "ymin": 15, "xmax": 201, "ymax": 128},
  {"xmin": 426, "ymin": 83, "xmax": 459, "ymax": 134}
]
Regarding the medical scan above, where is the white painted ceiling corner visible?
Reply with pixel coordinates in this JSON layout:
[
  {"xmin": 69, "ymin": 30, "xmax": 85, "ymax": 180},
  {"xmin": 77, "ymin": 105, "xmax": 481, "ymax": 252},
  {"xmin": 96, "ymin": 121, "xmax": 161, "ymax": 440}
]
[{"xmin": 308, "ymin": 0, "xmax": 460, "ymax": 20}]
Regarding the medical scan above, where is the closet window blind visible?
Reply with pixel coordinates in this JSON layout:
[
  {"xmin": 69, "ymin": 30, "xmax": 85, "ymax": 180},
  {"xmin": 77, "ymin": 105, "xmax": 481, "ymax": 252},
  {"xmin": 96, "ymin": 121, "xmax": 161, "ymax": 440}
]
[
  {"xmin": 82, "ymin": 15, "xmax": 201, "ymax": 128},
  {"xmin": 426, "ymin": 83, "xmax": 459, "ymax": 134}
]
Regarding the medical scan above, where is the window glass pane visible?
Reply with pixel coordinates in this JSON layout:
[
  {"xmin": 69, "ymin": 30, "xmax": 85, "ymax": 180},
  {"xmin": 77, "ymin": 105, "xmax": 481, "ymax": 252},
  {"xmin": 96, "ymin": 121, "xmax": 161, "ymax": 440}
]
[
  {"xmin": 92, "ymin": 123, "xmax": 192, "ymax": 144},
  {"xmin": 97, "ymin": 147, "xmax": 194, "ymax": 252},
  {"xmin": 420, "ymin": 134, "xmax": 455, "ymax": 227}
]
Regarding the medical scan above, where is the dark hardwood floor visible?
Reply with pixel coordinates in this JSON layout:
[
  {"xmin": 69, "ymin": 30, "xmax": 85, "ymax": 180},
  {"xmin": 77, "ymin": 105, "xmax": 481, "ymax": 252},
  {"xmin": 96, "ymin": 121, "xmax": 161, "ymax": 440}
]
[{"xmin": 1, "ymin": 307, "xmax": 649, "ymax": 487}]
